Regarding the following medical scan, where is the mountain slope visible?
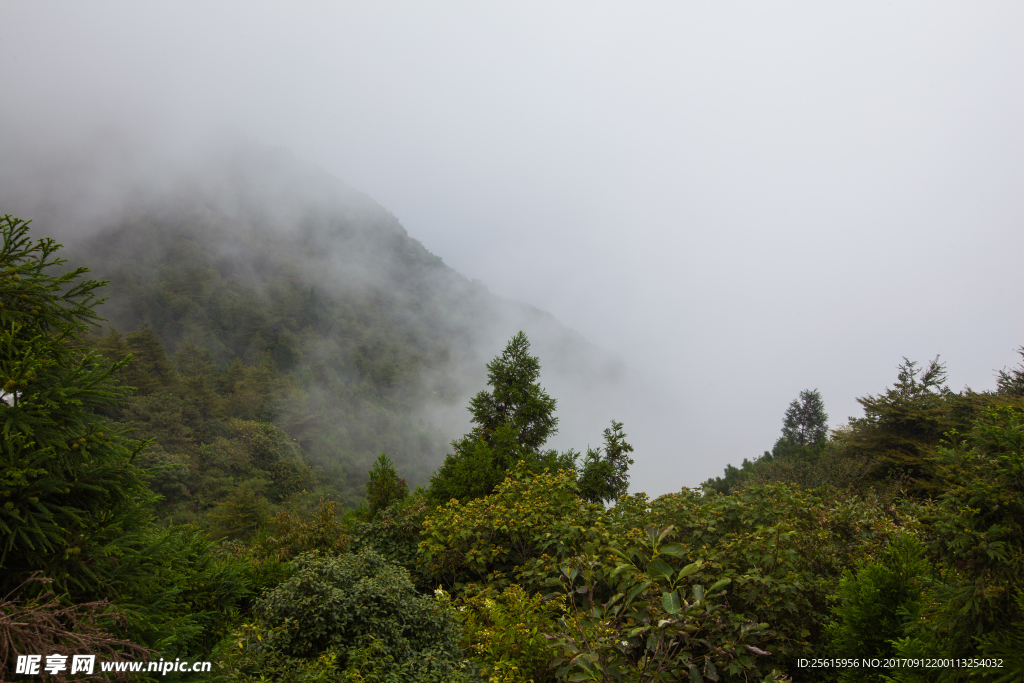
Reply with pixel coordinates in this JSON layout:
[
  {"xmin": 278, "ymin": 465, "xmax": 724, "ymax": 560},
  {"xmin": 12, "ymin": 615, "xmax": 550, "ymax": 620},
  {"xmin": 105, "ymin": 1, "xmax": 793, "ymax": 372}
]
[{"xmin": 5, "ymin": 139, "xmax": 630, "ymax": 504}]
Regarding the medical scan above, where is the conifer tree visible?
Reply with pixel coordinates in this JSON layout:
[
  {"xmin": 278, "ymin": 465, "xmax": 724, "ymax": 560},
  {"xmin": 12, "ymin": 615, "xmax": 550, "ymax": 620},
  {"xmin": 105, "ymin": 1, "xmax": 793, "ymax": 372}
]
[
  {"xmin": 845, "ymin": 357, "xmax": 952, "ymax": 493},
  {"xmin": 0, "ymin": 215, "xmax": 154, "ymax": 598},
  {"xmin": 996, "ymin": 347, "xmax": 1024, "ymax": 397},
  {"xmin": 577, "ymin": 420, "xmax": 635, "ymax": 504},
  {"xmin": 781, "ymin": 389, "xmax": 829, "ymax": 446},
  {"xmin": 429, "ymin": 331, "xmax": 559, "ymax": 502},
  {"xmin": 365, "ymin": 452, "xmax": 408, "ymax": 516},
  {"xmin": 468, "ymin": 330, "xmax": 558, "ymax": 452}
]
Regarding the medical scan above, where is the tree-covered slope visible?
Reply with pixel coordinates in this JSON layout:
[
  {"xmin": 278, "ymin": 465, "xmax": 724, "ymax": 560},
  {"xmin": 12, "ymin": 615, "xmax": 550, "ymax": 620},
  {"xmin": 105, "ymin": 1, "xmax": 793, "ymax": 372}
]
[{"xmin": 15, "ymin": 141, "xmax": 625, "ymax": 506}]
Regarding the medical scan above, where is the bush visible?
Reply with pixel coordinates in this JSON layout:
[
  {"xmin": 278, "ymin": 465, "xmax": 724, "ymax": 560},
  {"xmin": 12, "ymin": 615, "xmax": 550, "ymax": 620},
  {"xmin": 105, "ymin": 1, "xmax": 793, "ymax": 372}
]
[
  {"xmin": 454, "ymin": 584, "xmax": 564, "ymax": 683},
  {"xmin": 254, "ymin": 549, "xmax": 461, "ymax": 669},
  {"xmin": 419, "ymin": 463, "xmax": 602, "ymax": 592},
  {"xmin": 258, "ymin": 498, "xmax": 351, "ymax": 562}
]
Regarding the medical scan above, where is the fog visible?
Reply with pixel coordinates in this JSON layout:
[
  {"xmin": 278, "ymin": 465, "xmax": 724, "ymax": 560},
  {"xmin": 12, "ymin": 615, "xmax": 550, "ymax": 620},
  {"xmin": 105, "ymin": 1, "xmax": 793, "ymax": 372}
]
[{"xmin": 1, "ymin": 2, "xmax": 1022, "ymax": 495}]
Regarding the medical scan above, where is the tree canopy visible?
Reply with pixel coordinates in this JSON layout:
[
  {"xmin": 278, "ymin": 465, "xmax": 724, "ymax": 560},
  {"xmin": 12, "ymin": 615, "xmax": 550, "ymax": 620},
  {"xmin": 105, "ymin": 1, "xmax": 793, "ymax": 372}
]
[{"xmin": 781, "ymin": 388, "xmax": 828, "ymax": 446}]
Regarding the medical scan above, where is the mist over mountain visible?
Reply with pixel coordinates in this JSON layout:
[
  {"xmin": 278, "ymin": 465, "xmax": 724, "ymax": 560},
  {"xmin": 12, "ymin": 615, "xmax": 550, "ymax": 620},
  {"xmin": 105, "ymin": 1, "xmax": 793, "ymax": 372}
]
[{"xmin": 1, "ymin": 135, "xmax": 645, "ymax": 500}]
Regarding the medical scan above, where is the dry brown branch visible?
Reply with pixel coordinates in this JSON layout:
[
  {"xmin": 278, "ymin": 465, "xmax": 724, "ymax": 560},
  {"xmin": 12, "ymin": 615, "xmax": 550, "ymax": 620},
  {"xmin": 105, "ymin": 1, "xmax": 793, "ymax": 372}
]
[{"xmin": 0, "ymin": 574, "xmax": 153, "ymax": 682}]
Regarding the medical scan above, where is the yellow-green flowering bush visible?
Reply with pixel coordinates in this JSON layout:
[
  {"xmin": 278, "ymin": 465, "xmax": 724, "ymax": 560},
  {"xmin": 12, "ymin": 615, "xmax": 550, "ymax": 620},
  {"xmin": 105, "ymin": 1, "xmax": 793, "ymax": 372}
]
[
  {"xmin": 454, "ymin": 584, "xmax": 564, "ymax": 683},
  {"xmin": 419, "ymin": 463, "xmax": 605, "ymax": 592}
]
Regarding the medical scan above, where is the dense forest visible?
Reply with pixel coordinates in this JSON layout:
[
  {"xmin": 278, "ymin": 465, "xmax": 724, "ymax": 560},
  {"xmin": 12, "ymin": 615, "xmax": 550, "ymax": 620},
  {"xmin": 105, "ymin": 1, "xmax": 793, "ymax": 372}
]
[{"xmin": 2, "ymin": 168, "xmax": 1023, "ymax": 682}]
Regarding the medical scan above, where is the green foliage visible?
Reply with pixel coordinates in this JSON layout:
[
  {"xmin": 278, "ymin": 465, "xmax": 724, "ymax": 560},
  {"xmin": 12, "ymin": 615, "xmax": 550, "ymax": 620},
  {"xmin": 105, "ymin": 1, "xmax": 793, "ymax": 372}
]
[
  {"xmin": 454, "ymin": 584, "xmax": 565, "ymax": 683},
  {"xmin": 114, "ymin": 524, "xmax": 264, "ymax": 658},
  {"xmin": 577, "ymin": 421, "xmax": 635, "ymax": 505},
  {"xmin": 422, "ymin": 461, "xmax": 914, "ymax": 680},
  {"xmin": 826, "ymin": 535, "xmax": 929, "ymax": 682},
  {"xmin": 707, "ymin": 357, "xmax": 1024, "ymax": 498},
  {"xmin": 0, "ymin": 215, "xmax": 156, "ymax": 599},
  {"xmin": 206, "ymin": 478, "xmax": 273, "ymax": 540},
  {"xmin": 340, "ymin": 633, "xmax": 481, "ymax": 682},
  {"xmin": 428, "ymin": 334, "xmax": 633, "ymax": 506},
  {"xmin": 71, "ymin": 211, "xmax": 466, "ymax": 506},
  {"xmin": 782, "ymin": 389, "xmax": 829, "ymax": 447},
  {"xmin": 429, "ymin": 333, "xmax": 560, "ymax": 503},
  {"xmin": 215, "ymin": 621, "xmax": 341, "ymax": 683},
  {"xmin": 420, "ymin": 464, "xmax": 602, "ymax": 591},
  {"xmin": 975, "ymin": 590, "xmax": 1024, "ymax": 683},
  {"xmin": 547, "ymin": 526, "xmax": 771, "ymax": 683},
  {"xmin": 705, "ymin": 390, "xmax": 831, "ymax": 495},
  {"xmin": 638, "ymin": 484, "xmax": 913, "ymax": 677},
  {"xmin": 366, "ymin": 452, "xmax": 408, "ymax": 516},
  {"xmin": 845, "ymin": 357, "xmax": 953, "ymax": 494},
  {"xmin": 346, "ymin": 493, "xmax": 433, "ymax": 581},
  {"xmin": 469, "ymin": 331, "xmax": 559, "ymax": 454},
  {"xmin": 258, "ymin": 497, "xmax": 351, "ymax": 562},
  {"xmin": 887, "ymin": 407, "xmax": 1024, "ymax": 681},
  {"xmin": 427, "ymin": 433, "xmax": 511, "ymax": 504},
  {"xmin": 12, "ymin": 201, "xmax": 1024, "ymax": 682},
  {"xmin": 996, "ymin": 347, "xmax": 1024, "ymax": 397},
  {"xmin": 253, "ymin": 549, "xmax": 463, "ymax": 673}
]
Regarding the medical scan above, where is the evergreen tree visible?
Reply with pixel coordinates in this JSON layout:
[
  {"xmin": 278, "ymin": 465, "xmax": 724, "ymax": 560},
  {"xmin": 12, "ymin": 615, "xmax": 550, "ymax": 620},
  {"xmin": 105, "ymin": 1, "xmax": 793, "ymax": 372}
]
[
  {"xmin": 468, "ymin": 330, "xmax": 558, "ymax": 452},
  {"xmin": 705, "ymin": 390, "xmax": 828, "ymax": 494},
  {"xmin": 844, "ymin": 357, "xmax": 952, "ymax": 494},
  {"xmin": 781, "ymin": 388, "xmax": 829, "ymax": 446},
  {"xmin": 996, "ymin": 347, "xmax": 1024, "ymax": 397},
  {"xmin": 0, "ymin": 215, "xmax": 155, "ymax": 598},
  {"xmin": 365, "ymin": 452, "xmax": 408, "ymax": 516},
  {"xmin": 577, "ymin": 420, "xmax": 635, "ymax": 504},
  {"xmin": 429, "ymin": 332, "xmax": 558, "ymax": 502}
]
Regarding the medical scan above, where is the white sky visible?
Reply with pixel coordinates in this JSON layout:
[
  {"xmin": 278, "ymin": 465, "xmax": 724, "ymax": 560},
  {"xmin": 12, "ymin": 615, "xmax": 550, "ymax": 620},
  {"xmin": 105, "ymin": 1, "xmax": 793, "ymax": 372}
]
[{"xmin": 2, "ymin": 2, "xmax": 1022, "ymax": 495}]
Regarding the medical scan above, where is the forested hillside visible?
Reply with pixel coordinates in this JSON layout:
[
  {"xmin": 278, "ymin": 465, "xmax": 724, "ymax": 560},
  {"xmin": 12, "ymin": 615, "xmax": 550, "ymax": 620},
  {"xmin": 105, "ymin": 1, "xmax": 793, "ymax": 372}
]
[
  {"xmin": 30, "ymin": 143, "xmax": 626, "ymax": 509},
  {"xmin": 2, "ymin": 145, "xmax": 1023, "ymax": 681}
]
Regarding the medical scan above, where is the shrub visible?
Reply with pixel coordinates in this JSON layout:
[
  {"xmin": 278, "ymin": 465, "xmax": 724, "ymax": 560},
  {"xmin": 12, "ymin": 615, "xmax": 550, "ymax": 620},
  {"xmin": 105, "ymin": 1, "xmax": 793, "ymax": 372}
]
[
  {"xmin": 454, "ymin": 584, "xmax": 564, "ymax": 683},
  {"xmin": 255, "ymin": 549, "xmax": 460, "ymax": 668},
  {"xmin": 419, "ymin": 463, "xmax": 603, "ymax": 592},
  {"xmin": 258, "ymin": 498, "xmax": 350, "ymax": 562}
]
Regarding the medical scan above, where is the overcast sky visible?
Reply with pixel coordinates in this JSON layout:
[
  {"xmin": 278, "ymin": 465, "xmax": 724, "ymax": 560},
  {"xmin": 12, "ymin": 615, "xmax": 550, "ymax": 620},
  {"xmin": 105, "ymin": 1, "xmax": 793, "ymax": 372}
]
[{"xmin": 2, "ymin": 2, "xmax": 1022, "ymax": 494}]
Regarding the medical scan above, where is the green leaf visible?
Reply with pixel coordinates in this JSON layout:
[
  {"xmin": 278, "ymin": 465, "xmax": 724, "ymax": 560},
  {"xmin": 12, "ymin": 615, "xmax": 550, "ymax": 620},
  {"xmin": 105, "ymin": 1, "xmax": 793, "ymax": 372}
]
[
  {"xmin": 708, "ymin": 577, "xmax": 731, "ymax": 593},
  {"xmin": 662, "ymin": 589, "xmax": 681, "ymax": 614},
  {"xmin": 611, "ymin": 562, "xmax": 634, "ymax": 578},
  {"xmin": 689, "ymin": 664, "xmax": 705, "ymax": 683},
  {"xmin": 660, "ymin": 542, "xmax": 688, "ymax": 558},
  {"xmin": 625, "ymin": 581, "xmax": 650, "ymax": 605},
  {"xmin": 678, "ymin": 559, "xmax": 703, "ymax": 579},
  {"xmin": 648, "ymin": 558, "xmax": 674, "ymax": 582},
  {"xmin": 704, "ymin": 658, "xmax": 719, "ymax": 682},
  {"xmin": 692, "ymin": 584, "xmax": 705, "ymax": 603},
  {"xmin": 607, "ymin": 546, "xmax": 633, "ymax": 562}
]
